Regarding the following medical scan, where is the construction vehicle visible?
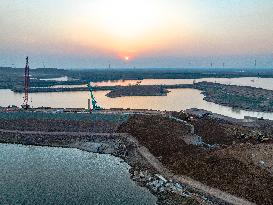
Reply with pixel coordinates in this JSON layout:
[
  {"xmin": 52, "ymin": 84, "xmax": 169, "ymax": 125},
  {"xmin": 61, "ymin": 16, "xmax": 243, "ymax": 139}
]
[{"xmin": 87, "ymin": 82, "xmax": 103, "ymax": 112}]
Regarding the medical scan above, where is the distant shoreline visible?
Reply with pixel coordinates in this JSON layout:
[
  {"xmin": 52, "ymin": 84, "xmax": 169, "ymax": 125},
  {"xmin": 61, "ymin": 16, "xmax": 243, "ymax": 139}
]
[
  {"xmin": 2, "ymin": 66, "xmax": 273, "ymax": 91},
  {"xmin": 11, "ymin": 84, "xmax": 193, "ymax": 93}
]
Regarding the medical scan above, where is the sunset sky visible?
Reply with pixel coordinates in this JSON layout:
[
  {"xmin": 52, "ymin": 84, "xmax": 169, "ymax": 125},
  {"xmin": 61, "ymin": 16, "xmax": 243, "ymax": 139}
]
[{"xmin": 0, "ymin": 0, "xmax": 272, "ymax": 68}]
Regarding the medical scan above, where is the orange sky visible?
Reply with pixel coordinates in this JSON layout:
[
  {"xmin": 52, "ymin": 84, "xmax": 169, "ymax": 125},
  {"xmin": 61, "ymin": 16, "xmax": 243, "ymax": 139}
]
[{"xmin": 0, "ymin": 0, "xmax": 272, "ymax": 68}]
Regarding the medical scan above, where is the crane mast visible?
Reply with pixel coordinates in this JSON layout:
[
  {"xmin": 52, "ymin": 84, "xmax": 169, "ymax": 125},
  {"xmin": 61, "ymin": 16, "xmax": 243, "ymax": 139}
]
[{"xmin": 22, "ymin": 56, "xmax": 30, "ymax": 109}]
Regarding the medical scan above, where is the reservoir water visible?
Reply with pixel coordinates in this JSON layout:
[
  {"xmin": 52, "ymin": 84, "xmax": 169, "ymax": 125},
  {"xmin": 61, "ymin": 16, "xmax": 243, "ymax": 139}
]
[
  {"xmin": 50, "ymin": 77, "xmax": 273, "ymax": 90},
  {"xmin": 40, "ymin": 76, "xmax": 69, "ymax": 82},
  {"xmin": 91, "ymin": 77, "xmax": 273, "ymax": 90},
  {"xmin": 1, "ymin": 77, "xmax": 273, "ymax": 120},
  {"xmin": 0, "ymin": 144, "xmax": 157, "ymax": 205},
  {"xmin": 1, "ymin": 88, "xmax": 273, "ymax": 120}
]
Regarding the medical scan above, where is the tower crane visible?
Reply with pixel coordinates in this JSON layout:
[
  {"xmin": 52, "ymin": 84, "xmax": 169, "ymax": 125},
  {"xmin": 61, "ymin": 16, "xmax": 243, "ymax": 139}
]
[{"xmin": 22, "ymin": 56, "xmax": 30, "ymax": 109}]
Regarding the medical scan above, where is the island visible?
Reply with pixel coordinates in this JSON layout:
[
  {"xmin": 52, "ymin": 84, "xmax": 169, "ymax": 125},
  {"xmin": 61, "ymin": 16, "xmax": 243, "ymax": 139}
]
[
  {"xmin": 106, "ymin": 85, "xmax": 170, "ymax": 98},
  {"xmin": 194, "ymin": 82, "xmax": 273, "ymax": 112}
]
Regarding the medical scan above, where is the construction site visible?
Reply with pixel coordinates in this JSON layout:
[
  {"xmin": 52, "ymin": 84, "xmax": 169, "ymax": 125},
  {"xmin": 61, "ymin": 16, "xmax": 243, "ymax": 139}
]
[{"xmin": 1, "ymin": 58, "xmax": 273, "ymax": 205}]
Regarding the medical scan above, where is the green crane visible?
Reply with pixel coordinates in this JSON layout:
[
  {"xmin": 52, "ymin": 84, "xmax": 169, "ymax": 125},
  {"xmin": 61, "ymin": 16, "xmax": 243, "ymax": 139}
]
[{"xmin": 87, "ymin": 82, "xmax": 103, "ymax": 112}]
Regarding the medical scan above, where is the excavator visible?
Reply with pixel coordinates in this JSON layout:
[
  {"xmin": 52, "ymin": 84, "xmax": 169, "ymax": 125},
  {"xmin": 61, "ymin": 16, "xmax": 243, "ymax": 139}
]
[{"xmin": 87, "ymin": 82, "xmax": 103, "ymax": 112}]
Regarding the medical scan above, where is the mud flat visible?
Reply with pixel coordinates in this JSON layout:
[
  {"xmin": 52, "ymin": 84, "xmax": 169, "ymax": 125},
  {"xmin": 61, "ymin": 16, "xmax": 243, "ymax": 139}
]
[
  {"xmin": 106, "ymin": 85, "xmax": 170, "ymax": 98},
  {"xmin": 194, "ymin": 82, "xmax": 273, "ymax": 112},
  {"xmin": 1, "ymin": 109, "xmax": 273, "ymax": 204}
]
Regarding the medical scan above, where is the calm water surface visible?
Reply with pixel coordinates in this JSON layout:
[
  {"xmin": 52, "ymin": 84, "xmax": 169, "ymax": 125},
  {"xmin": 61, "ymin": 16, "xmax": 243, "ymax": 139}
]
[
  {"xmin": 50, "ymin": 77, "xmax": 273, "ymax": 90},
  {"xmin": 1, "ymin": 88, "xmax": 273, "ymax": 120},
  {"xmin": 91, "ymin": 77, "xmax": 273, "ymax": 90},
  {"xmin": 0, "ymin": 144, "xmax": 157, "ymax": 205},
  {"xmin": 40, "ymin": 76, "xmax": 69, "ymax": 81}
]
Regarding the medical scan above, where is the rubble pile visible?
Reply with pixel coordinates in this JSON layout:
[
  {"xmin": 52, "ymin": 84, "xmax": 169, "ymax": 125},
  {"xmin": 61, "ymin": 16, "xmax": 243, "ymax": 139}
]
[
  {"xmin": 119, "ymin": 113, "xmax": 273, "ymax": 205},
  {"xmin": 132, "ymin": 170, "xmax": 227, "ymax": 205}
]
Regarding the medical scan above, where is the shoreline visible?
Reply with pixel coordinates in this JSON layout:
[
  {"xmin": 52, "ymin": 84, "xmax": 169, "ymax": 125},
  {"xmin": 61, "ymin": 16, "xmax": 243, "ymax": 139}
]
[
  {"xmin": 0, "ymin": 131, "xmax": 225, "ymax": 205},
  {"xmin": 193, "ymin": 82, "xmax": 273, "ymax": 113},
  {"xmin": 11, "ymin": 84, "xmax": 192, "ymax": 93},
  {"xmin": 0, "ymin": 108, "xmax": 273, "ymax": 204}
]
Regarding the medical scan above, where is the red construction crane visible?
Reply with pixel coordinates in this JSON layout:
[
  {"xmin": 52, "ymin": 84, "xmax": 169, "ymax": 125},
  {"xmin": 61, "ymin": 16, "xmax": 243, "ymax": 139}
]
[{"xmin": 22, "ymin": 56, "xmax": 30, "ymax": 109}]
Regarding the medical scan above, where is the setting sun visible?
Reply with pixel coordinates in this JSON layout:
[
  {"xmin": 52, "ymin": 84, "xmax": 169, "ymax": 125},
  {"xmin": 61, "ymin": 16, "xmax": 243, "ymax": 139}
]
[{"xmin": 0, "ymin": 0, "xmax": 272, "ymax": 68}]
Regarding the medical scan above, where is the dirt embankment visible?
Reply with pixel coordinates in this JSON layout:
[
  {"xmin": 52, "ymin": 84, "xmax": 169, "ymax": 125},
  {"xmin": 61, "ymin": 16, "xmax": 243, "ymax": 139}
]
[
  {"xmin": 0, "ymin": 112, "xmax": 205, "ymax": 205},
  {"xmin": 194, "ymin": 82, "xmax": 273, "ymax": 112},
  {"xmin": 0, "ymin": 119, "xmax": 118, "ymax": 133},
  {"xmin": 1, "ymin": 110, "xmax": 273, "ymax": 204},
  {"xmin": 118, "ymin": 114, "xmax": 273, "ymax": 205}
]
